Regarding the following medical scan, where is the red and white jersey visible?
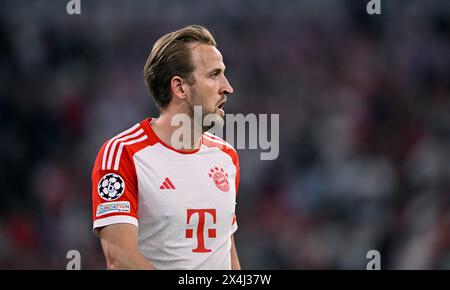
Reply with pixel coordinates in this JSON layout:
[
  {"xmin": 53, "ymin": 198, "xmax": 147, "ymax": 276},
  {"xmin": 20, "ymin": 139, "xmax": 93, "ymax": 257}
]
[{"xmin": 92, "ymin": 117, "xmax": 239, "ymax": 270}]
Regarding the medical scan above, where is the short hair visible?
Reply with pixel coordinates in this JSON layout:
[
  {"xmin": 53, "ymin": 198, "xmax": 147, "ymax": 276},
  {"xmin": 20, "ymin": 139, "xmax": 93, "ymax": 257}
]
[{"xmin": 143, "ymin": 25, "xmax": 217, "ymax": 110}]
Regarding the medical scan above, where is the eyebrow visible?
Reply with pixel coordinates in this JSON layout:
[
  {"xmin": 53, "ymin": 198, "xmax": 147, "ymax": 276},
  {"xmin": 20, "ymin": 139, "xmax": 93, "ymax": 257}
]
[{"xmin": 207, "ymin": 67, "xmax": 226, "ymax": 75}]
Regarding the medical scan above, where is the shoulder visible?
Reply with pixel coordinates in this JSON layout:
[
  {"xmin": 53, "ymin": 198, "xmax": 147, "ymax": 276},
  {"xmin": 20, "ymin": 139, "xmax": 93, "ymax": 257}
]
[
  {"xmin": 203, "ymin": 132, "xmax": 236, "ymax": 151},
  {"xmin": 202, "ymin": 132, "xmax": 239, "ymax": 165},
  {"xmin": 96, "ymin": 121, "xmax": 151, "ymax": 171}
]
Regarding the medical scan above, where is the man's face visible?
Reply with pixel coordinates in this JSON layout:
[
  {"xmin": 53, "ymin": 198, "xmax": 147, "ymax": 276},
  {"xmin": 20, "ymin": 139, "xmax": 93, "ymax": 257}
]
[{"xmin": 186, "ymin": 44, "xmax": 234, "ymax": 130}]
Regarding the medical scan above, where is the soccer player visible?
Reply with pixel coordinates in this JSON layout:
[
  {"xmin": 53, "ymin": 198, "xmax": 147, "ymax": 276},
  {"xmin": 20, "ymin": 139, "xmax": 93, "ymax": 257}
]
[{"xmin": 91, "ymin": 25, "xmax": 240, "ymax": 270}]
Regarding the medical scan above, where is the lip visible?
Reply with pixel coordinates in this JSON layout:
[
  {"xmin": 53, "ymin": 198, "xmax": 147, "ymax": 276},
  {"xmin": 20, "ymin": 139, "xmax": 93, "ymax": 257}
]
[
  {"xmin": 217, "ymin": 100, "xmax": 226, "ymax": 115},
  {"xmin": 217, "ymin": 99, "xmax": 226, "ymax": 109}
]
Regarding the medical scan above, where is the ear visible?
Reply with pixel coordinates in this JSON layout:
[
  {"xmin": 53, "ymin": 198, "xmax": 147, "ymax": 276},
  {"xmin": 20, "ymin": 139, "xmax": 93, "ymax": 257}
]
[{"xmin": 170, "ymin": 76, "xmax": 188, "ymax": 101}]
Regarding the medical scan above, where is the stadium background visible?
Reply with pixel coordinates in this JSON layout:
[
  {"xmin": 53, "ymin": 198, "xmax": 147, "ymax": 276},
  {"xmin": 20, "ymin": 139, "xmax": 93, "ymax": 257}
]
[{"xmin": 0, "ymin": 0, "xmax": 449, "ymax": 269}]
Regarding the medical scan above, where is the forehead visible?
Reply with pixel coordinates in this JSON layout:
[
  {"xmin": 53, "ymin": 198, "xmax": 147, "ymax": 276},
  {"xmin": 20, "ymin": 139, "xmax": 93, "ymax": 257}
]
[{"xmin": 189, "ymin": 43, "xmax": 224, "ymax": 71}]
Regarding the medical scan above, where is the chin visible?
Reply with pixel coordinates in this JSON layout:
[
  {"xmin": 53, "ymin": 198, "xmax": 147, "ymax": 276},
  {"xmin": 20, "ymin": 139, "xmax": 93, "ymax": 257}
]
[{"xmin": 202, "ymin": 111, "xmax": 224, "ymax": 132}]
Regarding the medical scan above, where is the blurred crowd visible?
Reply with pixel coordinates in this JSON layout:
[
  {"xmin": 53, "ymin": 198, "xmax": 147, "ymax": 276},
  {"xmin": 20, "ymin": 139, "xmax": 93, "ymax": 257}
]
[{"xmin": 0, "ymin": 0, "xmax": 449, "ymax": 269}]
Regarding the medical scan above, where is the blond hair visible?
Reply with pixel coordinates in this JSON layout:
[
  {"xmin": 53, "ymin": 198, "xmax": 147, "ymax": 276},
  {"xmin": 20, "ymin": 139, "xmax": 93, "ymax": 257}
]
[{"xmin": 143, "ymin": 25, "xmax": 216, "ymax": 110}]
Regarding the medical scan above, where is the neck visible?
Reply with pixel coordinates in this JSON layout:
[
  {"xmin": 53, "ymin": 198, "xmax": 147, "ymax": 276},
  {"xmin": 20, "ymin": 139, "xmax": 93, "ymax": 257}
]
[{"xmin": 151, "ymin": 110, "xmax": 203, "ymax": 151}]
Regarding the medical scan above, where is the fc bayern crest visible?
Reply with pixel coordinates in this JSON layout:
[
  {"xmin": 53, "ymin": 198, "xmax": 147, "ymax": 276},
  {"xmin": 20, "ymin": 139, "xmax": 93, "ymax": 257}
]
[
  {"xmin": 98, "ymin": 173, "xmax": 125, "ymax": 201},
  {"xmin": 208, "ymin": 167, "xmax": 230, "ymax": 192}
]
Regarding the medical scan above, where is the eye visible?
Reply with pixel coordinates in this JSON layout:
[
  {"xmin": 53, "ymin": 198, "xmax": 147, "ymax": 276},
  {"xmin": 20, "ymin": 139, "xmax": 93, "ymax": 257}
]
[{"xmin": 210, "ymin": 70, "xmax": 222, "ymax": 79}]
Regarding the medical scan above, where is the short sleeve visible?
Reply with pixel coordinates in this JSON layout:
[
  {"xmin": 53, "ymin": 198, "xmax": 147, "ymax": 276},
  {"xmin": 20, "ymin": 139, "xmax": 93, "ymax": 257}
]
[{"xmin": 92, "ymin": 139, "xmax": 139, "ymax": 234}]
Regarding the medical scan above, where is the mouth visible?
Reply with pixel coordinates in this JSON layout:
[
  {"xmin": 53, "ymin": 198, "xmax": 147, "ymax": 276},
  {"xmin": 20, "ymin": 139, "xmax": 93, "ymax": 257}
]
[{"xmin": 217, "ymin": 99, "xmax": 226, "ymax": 110}]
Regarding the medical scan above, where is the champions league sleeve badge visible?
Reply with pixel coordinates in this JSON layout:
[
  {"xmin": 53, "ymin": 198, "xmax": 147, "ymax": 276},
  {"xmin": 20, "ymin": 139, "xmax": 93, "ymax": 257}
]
[{"xmin": 98, "ymin": 173, "xmax": 125, "ymax": 201}]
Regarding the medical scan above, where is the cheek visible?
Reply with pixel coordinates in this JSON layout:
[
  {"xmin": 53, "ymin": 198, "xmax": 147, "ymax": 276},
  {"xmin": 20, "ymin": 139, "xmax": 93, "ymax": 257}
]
[
  {"xmin": 203, "ymin": 99, "xmax": 216, "ymax": 111},
  {"xmin": 199, "ymin": 85, "xmax": 219, "ymax": 105}
]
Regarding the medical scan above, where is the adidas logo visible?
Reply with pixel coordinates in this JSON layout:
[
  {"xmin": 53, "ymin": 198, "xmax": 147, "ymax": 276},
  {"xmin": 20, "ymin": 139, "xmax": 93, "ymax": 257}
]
[{"xmin": 160, "ymin": 177, "xmax": 176, "ymax": 190}]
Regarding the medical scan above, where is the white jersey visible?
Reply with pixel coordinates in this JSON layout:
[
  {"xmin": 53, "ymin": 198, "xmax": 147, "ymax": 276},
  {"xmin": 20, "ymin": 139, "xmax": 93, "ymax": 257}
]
[{"xmin": 92, "ymin": 117, "xmax": 239, "ymax": 269}]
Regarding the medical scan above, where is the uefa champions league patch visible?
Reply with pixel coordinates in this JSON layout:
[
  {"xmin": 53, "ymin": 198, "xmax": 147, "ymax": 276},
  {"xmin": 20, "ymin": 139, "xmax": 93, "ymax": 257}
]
[{"xmin": 98, "ymin": 173, "xmax": 125, "ymax": 201}]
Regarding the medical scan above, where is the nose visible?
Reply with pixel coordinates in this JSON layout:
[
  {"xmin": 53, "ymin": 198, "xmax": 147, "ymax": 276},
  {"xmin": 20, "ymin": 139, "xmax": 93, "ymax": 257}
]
[{"xmin": 221, "ymin": 76, "xmax": 234, "ymax": 95}]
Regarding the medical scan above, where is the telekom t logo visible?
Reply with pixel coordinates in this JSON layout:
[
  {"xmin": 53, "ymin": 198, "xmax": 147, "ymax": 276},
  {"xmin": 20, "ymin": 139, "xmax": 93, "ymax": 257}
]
[{"xmin": 185, "ymin": 209, "xmax": 216, "ymax": 253}]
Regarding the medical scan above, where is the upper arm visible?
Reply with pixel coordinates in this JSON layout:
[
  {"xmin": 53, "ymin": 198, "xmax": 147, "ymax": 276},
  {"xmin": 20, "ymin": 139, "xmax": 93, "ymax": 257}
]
[
  {"xmin": 98, "ymin": 223, "xmax": 142, "ymax": 269},
  {"xmin": 99, "ymin": 223, "xmax": 139, "ymax": 252},
  {"xmin": 230, "ymin": 234, "xmax": 241, "ymax": 270}
]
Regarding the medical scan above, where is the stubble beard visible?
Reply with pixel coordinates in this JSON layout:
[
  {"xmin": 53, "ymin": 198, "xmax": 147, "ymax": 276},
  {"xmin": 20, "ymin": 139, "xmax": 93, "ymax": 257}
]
[{"xmin": 187, "ymin": 91, "xmax": 223, "ymax": 133}]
